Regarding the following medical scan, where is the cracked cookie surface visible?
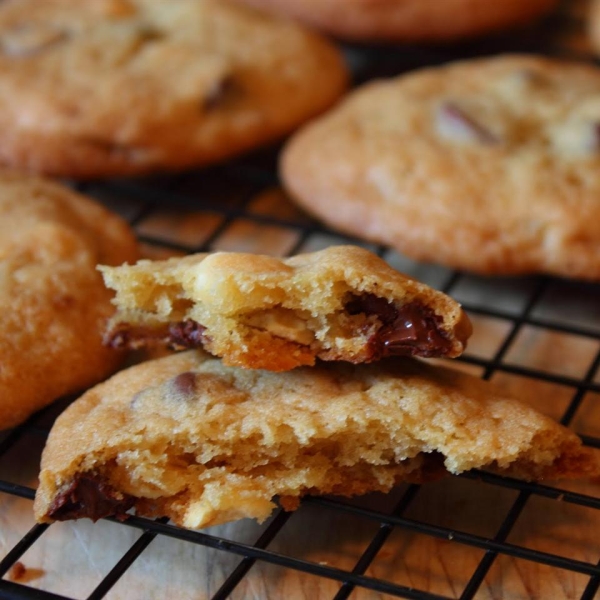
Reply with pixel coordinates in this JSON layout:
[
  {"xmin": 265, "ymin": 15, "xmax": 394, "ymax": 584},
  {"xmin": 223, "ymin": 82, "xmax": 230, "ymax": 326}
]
[
  {"xmin": 282, "ymin": 55, "xmax": 600, "ymax": 280},
  {"xmin": 0, "ymin": 0, "xmax": 347, "ymax": 178},
  {"xmin": 0, "ymin": 170, "xmax": 138, "ymax": 430},
  {"xmin": 99, "ymin": 245, "xmax": 472, "ymax": 371},
  {"xmin": 34, "ymin": 349, "xmax": 600, "ymax": 529}
]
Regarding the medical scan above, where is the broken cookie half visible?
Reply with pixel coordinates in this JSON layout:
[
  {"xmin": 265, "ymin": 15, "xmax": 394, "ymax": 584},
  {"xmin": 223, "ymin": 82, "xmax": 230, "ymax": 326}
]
[
  {"xmin": 34, "ymin": 351, "xmax": 600, "ymax": 530},
  {"xmin": 99, "ymin": 245, "xmax": 472, "ymax": 371}
]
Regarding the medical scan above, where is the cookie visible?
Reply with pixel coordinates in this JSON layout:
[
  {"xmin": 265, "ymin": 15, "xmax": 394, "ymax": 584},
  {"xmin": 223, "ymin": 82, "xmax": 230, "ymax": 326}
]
[
  {"xmin": 589, "ymin": 0, "xmax": 600, "ymax": 54},
  {"xmin": 34, "ymin": 350, "xmax": 599, "ymax": 529},
  {"xmin": 281, "ymin": 55, "xmax": 600, "ymax": 280},
  {"xmin": 233, "ymin": 0, "xmax": 558, "ymax": 43},
  {"xmin": 0, "ymin": 0, "xmax": 348, "ymax": 179},
  {"xmin": 0, "ymin": 170, "xmax": 138, "ymax": 430},
  {"xmin": 99, "ymin": 245, "xmax": 472, "ymax": 371}
]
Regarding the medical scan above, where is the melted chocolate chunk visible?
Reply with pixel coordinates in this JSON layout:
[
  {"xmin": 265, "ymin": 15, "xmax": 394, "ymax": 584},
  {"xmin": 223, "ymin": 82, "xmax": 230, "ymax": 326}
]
[
  {"xmin": 47, "ymin": 475, "xmax": 134, "ymax": 522},
  {"xmin": 379, "ymin": 302, "xmax": 453, "ymax": 357},
  {"xmin": 346, "ymin": 293, "xmax": 397, "ymax": 324},
  {"xmin": 168, "ymin": 320, "xmax": 207, "ymax": 349},
  {"xmin": 171, "ymin": 371, "xmax": 197, "ymax": 397},
  {"xmin": 345, "ymin": 293, "xmax": 453, "ymax": 359}
]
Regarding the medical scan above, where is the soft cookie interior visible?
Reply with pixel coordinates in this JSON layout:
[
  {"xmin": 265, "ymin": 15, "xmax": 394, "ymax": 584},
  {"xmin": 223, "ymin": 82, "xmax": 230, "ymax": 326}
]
[
  {"xmin": 34, "ymin": 351, "xmax": 600, "ymax": 530},
  {"xmin": 100, "ymin": 245, "xmax": 472, "ymax": 371}
]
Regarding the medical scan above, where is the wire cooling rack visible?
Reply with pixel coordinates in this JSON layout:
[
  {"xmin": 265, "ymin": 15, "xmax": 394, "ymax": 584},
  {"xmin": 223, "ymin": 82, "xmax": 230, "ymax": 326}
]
[{"xmin": 1, "ymin": 1, "xmax": 600, "ymax": 598}]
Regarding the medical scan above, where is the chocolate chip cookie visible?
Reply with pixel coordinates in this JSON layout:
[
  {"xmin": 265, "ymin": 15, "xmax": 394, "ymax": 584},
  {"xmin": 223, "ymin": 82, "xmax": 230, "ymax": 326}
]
[
  {"xmin": 100, "ymin": 245, "xmax": 472, "ymax": 371},
  {"xmin": 282, "ymin": 54, "xmax": 600, "ymax": 280},
  {"xmin": 34, "ymin": 350, "xmax": 599, "ymax": 529},
  {"xmin": 589, "ymin": 0, "xmax": 600, "ymax": 55},
  {"xmin": 0, "ymin": 170, "xmax": 138, "ymax": 430},
  {"xmin": 233, "ymin": 0, "xmax": 558, "ymax": 43},
  {"xmin": 0, "ymin": 0, "xmax": 348, "ymax": 178}
]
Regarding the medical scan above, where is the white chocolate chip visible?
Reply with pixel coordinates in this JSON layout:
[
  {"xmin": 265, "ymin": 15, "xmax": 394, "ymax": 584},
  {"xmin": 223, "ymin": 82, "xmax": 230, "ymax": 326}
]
[{"xmin": 550, "ymin": 120, "xmax": 600, "ymax": 157}]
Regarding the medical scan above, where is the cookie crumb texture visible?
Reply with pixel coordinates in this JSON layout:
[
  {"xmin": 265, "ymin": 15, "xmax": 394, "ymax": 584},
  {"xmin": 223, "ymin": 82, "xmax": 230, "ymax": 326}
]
[
  {"xmin": 100, "ymin": 246, "xmax": 472, "ymax": 371},
  {"xmin": 0, "ymin": 0, "xmax": 348, "ymax": 178},
  {"xmin": 282, "ymin": 55, "xmax": 600, "ymax": 280},
  {"xmin": 234, "ymin": 0, "xmax": 558, "ymax": 43},
  {"xmin": 0, "ymin": 170, "xmax": 138, "ymax": 430},
  {"xmin": 7, "ymin": 562, "xmax": 26, "ymax": 582},
  {"xmin": 34, "ymin": 350, "xmax": 599, "ymax": 530}
]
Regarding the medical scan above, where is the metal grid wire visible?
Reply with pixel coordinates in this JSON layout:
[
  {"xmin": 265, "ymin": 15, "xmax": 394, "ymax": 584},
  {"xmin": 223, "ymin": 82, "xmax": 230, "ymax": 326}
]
[{"xmin": 1, "ymin": 0, "xmax": 600, "ymax": 598}]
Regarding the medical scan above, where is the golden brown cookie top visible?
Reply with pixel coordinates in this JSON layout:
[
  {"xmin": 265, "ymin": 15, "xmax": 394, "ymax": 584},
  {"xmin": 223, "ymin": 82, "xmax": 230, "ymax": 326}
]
[
  {"xmin": 100, "ymin": 245, "xmax": 472, "ymax": 370},
  {"xmin": 0, "ymin": 170, "xmax": 139, "ymax": 429},
  {"xmin": 589, "ymin": 0, "xmax": 600, "ymax": 55},
  {"xmin": 233, "ymin": 0, "xmax": 558, "ymax": 43},
  {"xmin": 34, "ymin": 350, "xmax": 599, "ymax": 529},
  {"xmin": 0, "ymin": 0, "xmax": 348, "ymax": 177},
  {"xmin": 282, "ymin": 55, "xmax": 600, "ymax": 279}
]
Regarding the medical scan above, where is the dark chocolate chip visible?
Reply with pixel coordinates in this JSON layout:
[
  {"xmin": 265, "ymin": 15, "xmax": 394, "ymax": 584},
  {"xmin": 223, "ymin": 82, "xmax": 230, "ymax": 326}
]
[
  {"xmin": 47, "ymin": 475, "xmax": 134, "ymax": 522},
  {"xmin": 344, "ymin": 293, "xmax": 453, "ymax": 359},
  {"xmin": 171, "ymin": 371, "xmax": 197, "ymax": 397},
  {"xmin": 378, "ymin": 303, "xmax": 453, "ymax": 358},
  {"xmin": 168, "ymin": 320, "xmax": 207, "ymax": 350},
  {"xmin": 203, "ymin": 75, "xmax": 239, "ymax": 111},
  {"xmin": 346, "ymin": 293, "xmax": 398, "ymax": 324}
]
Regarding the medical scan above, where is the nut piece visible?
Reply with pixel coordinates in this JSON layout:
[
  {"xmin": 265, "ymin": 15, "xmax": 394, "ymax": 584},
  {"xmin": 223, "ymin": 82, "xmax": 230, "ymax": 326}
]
[{"xmin": 243, "ymin": 308, "xmax": 315, "ymax": 346}]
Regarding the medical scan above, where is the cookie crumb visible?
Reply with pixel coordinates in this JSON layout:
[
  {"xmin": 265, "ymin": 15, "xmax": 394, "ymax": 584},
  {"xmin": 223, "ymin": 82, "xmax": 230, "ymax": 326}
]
[{"xmin": 8, "ymin": 561, "xmax": 26, "ymax": 582}]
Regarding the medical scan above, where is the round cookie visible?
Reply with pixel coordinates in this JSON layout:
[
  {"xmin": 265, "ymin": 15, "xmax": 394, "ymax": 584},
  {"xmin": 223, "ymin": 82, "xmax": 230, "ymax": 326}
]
[
  {"xmin": 0, "ymin": 0, "xmax": 348, "ymax": 179},
  {"xmin": 34, "ymin": 350, "xmax": 599, "ymax": 529},
  {"xmin": 589, "ymin": 0, "xmax": 600, "ymax": 54},
  {"xmin": 233, "ymin": 0, "xmax": 558, "ymax": 43},
  {"xmin": 282, "ymin": 55, "xmax": 600, "ymax": 280},
  {"xmin": 0, "ymin": 170, "xmax": 139, "ymax": 430}
]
